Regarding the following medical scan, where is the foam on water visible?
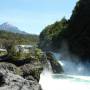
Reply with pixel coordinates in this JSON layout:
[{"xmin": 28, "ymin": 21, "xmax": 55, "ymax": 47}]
[
  {"xmin": 39, "ymin": 71, "xmax": 90, "ymax": 90},
  {"xmin": 39, "ymin": 51, "xmax": 90, "ymax": 90}
]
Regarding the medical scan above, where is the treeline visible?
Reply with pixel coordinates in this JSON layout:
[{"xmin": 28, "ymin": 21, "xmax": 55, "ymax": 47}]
[{"xmin": 0, "ymin": 30, "xmax": 39, "ymax": 48}]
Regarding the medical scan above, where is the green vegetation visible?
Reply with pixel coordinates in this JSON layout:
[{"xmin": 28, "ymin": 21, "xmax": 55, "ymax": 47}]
[
  {"xmin": 0, "ymin": 0, "xmax": 90, "ymax": 60},
  {"xmin": 39, "ymin": 17, "xmax": 68, "ymax": 51},
  {"xmin": 0, "ymin": 30, "xmax": 41, "ymax": 60},
  {"xmin": 34, "ymin": 48, "xmax": 42, "ymax": 61},
  {"xmin": 4, "ymin": 41, "xmax": 43, "ymax": 61},
  {"xmin": 0, "ymin": 30, "xmax": 39, "ymax": 47},
  {"xmin": 39, "ymin": 0, "xmax": 90, "ymax": 59},
  {"xmin": 0, "ymin": 51, "xmax": 7, "ymax": 56}
]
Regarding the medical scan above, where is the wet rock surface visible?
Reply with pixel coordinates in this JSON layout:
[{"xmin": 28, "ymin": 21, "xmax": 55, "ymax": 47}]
[
  {"xmin": 0, "ymin": 49, "xmax": 64, "ymax": 90},
  {"xmin": 46, "ymin": 52, "xmax": 64, "ymax": 73}
]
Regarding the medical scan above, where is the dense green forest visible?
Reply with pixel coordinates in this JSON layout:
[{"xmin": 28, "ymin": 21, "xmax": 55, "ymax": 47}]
[
  {"xmin": 39, "ymin": 0, "xmax": 90, "ymax": 59},
  {"xmin": 0, "ymin": 30, "xmax": 39, "ymax": 48},
  {"xmin": 39, "ymin": 18, "xmax": 68, "ymax": 51}
]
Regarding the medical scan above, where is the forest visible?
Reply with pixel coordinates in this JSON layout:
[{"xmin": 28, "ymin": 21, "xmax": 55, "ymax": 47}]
[
  {"xmin": 39, "ymin": 0, "xmax": 90, "ymax": 60},
  {"xmin": 0, "ymin": 30, "xmax": 39, "ymax": 48}
]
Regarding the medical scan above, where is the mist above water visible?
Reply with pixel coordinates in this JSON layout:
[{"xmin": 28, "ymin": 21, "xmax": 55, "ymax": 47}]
[
  {"xmin": 53, "ymin": 41, "xmax": 90, "ymax": 76},
  {"xmin": 39, "ymin": 54, "xmax": 90, "ymax": 90},
  {"xmin": 39, "ymin": 71, "xmax": 90, "ymax": 90},
  {"xmin": 39, "ymin": 41, "xmax": 90, "ymax": 90}
]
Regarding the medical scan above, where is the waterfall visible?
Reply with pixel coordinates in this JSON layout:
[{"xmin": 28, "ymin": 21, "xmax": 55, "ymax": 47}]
[
  {"xmin": 41, "ymin": 52, "xmax": 53, "ymax": 73},
  {"xmin": 39, "ymin": 52, "xmax": 90, "ymax": 90},
  {"xmin": 52, "ymin": 52, "xmax": 90, "ymax": 76},
  {"xmin": 42, "ymin": 60, "xmax": 53, "ymax": 74}
]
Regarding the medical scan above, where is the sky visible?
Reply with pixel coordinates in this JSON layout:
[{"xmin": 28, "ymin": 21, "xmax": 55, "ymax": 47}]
[{"xmin": 0, "ymin": 0, "xmax": 78, "ymax": 35}]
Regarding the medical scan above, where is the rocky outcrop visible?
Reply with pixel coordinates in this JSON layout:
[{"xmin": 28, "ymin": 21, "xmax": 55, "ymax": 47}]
[
  {"xmin": 0, "ymin": 61, "xmax": 43, "ymax": 81},
  {"xmin": 0, "ymin": 48, "xmax": 64, "ymax": 90},
  {"xmin": 0, "ymin": 62, "xmax": 22, "ymax": 75},
  {"xmin": 0, "ymin": 69, "xmax": 42, "ymax": 90},
  {"xmin": 20, "ymin": 62, "xmax": 43, "ymax": 82},
  {"xmin": 46, "ymin": 52, "xmax": 64, "ymax": 73},
  {"xmin": 0, "ymin": 61, "xmax": 42, "ymax": 90}
]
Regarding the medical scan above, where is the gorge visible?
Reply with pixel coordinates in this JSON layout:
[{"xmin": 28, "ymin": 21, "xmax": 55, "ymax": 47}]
[
  {"xmin": 0, "ymin": 0, "xmax": 90, "ymax": 90},
  {"xmin": 40, "ymin": 52, "xmax": 90, "ymax": 90},
  {"xmin": 39, "ymin": 0, "xmax": 90, "ymax": 89}
]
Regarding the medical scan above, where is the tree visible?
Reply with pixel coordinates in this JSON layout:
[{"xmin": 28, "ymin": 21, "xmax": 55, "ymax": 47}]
[
  {"xmin": 3, "ymin": 40, "xmax": 16, "ymax": 57},
  {"xmin": 39, "ymin": 17, "xmax": 68, "ymax": 51}
]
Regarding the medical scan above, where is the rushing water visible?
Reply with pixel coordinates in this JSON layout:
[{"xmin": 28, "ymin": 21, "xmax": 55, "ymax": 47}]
[
  {"xmin": 39, "ymin": 52, "xmax": 90, "ymax": 90},
  {"xmin": 39, "ymin": 71, "xmax": 90, "ymax": 90}
]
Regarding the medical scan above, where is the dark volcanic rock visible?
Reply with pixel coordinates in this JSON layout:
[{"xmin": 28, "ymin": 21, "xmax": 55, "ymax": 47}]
[{"xmin": 46, "ymin": 52, "xmax": 64, "ymax": 73}]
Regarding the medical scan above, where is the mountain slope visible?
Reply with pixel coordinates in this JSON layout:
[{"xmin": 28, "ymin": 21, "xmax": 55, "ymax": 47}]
[
  {"xmin": 0, "ymin": 22, "xmax": 27, "ymax": 34},
  {"xmin": 39, "ymin": 18, "xmax": 68, "ymax": 51},
  {"xmin": 0, "ymin": 30, "xmax": 39, "ymax": 47},
  {"xmin": 39, "ymin": 0, "xmax": 90, "ymax": 60}
]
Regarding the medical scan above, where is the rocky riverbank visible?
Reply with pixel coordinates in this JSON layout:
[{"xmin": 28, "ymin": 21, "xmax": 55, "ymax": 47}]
[
  {"xmin": 0, "ymin": 69, "xmax": 42, "ymax": 90},
  {"xmin": 0, "ymin": 60, "xmax": 43, "ymax": 90},
  {"xmin": 0, "ymin": 50, "xmax": 63, "ymax": 90},
  {"xmin": 0, "ymin": 54, "xmax": 43, "ymax": 90}
]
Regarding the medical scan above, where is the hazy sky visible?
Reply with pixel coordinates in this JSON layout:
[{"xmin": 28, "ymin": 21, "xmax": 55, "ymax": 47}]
[{"xmin": 0, "ymin": 0, "xmax": 78, "ymax": 34}]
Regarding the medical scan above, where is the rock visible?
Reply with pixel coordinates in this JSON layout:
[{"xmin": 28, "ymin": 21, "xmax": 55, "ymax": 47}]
[
  {"xmin": 0, "ymin": 49, "xmax": 44, "ymax": 90},
  {"xmin": 20, "ymin": 63, "xmax": 43, "ymax": 82},
  {"xmin": 0, "ymin": 62, "xmax": 22, "ymax": 75},
  {"xmin": 46, "ymin": 52, "xmax": 64, "ymax": 73},
  {"xmin": 0, "ymin": 62, "xmax": 42, "ymax": 84},
  {"xmin": 0, "ymin": 69, "xmax": 42, "ymax": 90},
  {"xmin": 0, "ymin": 72, "xmax": 5, "ymax": 86},
  {"xmin": 0, "ymin": 60, "xmax": 43, "ymax": 82}
]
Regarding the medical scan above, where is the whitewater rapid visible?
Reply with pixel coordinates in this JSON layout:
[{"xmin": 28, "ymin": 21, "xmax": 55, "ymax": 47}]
[
  {"xmin": 39, "ymin": 52, "xmax": 90, "ymax": 90},
  {"xmin": 39, "ymin": 72, "xmax": 90, "ymax": 90}
]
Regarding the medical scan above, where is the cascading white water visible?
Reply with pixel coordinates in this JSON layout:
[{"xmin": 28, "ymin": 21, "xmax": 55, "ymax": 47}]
[
  {"xmin": 39, "ymin": 71, "xmax": 90, "ymax": 90},
  {"xmin": 53, "ymin": 52, "xmax": 90, "ymax": 76},
  {"xmin": 39, "ymin": 52, "xmax": 90, "ymax": 90}
]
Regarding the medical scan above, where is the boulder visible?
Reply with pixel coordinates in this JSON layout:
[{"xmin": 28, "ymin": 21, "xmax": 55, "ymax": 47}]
[
  {"xmin": 20, "ymin": 62, "xmax": 43, "ymax": 82},
  {"xmin": 46, "ymin": 52, "xmax": 64, "ymax": 73},
  {"xmin": 0, "ymin": 62, "xmax": 43, "ymax": 82}
]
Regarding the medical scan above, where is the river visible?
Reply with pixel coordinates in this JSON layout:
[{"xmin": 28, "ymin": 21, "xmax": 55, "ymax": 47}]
[
  {"xmin": 39, "ymin": 52, "xmax": 90, "ymax": 90},
  {"xmin": 39, "ymin": 72, "xmax": 90, "ymax": 90}
]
